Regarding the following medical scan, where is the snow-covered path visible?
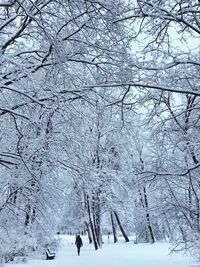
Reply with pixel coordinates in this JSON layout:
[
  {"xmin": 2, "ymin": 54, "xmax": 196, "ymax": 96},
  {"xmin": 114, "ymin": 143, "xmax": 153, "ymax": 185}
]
[{"xmin": 10, "ymin": 235, "xmax": 198, "ymax": 267}]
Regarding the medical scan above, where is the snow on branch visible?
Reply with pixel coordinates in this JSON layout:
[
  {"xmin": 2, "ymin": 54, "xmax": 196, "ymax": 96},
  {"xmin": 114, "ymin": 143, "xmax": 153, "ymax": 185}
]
[
  {"xmin": 0, "ymin": 108, "xmax": 29, "ymax": 119},
  {"xmin": 2, "ymin": 86, "xmax": 46, "ymax": 106},
  {"xmin": 0, "ymin": 2, "xmax": 13, "ymax": 7},
  {"xmin": 131, "ymin": 60, "xmax": 200, "ymax": 71},
  {"xmin": 83, "ymin": 82, "xmax": 200, "ymax": 97},
  {"xmin": 138, "ymin": 162, "xmax": 200, "ymax": 177},
  {"xmin": 0, "ymin": 152, "xmax": 20, "ymax": 168}
]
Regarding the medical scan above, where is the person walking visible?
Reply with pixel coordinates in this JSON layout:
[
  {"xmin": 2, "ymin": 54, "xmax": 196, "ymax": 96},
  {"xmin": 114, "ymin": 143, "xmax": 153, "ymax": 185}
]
[{"xmin": 75, "ymin": 235, "xmax": 83, "ymax": 256}]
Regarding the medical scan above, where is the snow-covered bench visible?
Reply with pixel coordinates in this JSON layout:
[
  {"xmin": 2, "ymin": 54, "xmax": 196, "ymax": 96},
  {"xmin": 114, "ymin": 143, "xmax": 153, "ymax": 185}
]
[{"xmin": 46, "ymin": 249, "xmax": 55, "ymax": 260}]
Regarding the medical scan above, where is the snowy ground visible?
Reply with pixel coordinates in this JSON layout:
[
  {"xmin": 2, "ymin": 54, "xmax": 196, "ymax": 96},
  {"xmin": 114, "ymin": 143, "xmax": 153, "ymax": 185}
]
[{"xmin": 8, "ymin": 235, "xmax": 200, "ymax": 267}]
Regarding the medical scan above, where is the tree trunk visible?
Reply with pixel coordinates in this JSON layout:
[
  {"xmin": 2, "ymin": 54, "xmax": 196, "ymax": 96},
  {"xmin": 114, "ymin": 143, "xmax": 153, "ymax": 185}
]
[
  {"xmin": 85, "ymin": 221, "xmax": 92, "ymax": 243},
  {"xmin": 31, "ymin": 207, "xmax": 36, "ymax": 223},
  {"xmin": 113, "ymin": 211, "xmax": 129, "ymax": 242},
  {"xmin": 110, "ymin": 211, "xmax": 118, "ymax": 243},
  {"xmin": 24, "ymin": 204, "xmax": 31, "ymax": 231},
  {"xmin": 86, "ymin": 194, "xmax": 98, "ymax": 250},
  {"xmin": 94, "ymin": 193, "xmax": 102, "ymax": 247},
  {"xmin": 143, "ymin": 187, "xmax": 155, "ymax": 243}
]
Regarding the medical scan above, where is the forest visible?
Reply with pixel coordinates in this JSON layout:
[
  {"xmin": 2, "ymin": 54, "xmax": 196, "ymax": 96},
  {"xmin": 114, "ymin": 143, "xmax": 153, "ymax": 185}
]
[{"xmin": 0, "ymin": 0, "xmax": 200, "ymax": 262}]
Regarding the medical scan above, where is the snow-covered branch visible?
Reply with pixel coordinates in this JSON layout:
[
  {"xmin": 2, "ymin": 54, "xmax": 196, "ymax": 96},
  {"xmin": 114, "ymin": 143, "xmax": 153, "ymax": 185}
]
[
  {"xmin": 0, "ymin": 108, "xmax": 30, "ymax": 119},
  {"xmin": 84, "ymin": 82, "xmax": 200, "ymax": 96}
]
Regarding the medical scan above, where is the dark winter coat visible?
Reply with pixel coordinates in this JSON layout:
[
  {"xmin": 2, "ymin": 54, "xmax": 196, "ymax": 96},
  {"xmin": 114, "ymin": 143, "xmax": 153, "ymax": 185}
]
[{"xmin": 75, "ymin": 235, "xmax": 83, "ymax": 248}]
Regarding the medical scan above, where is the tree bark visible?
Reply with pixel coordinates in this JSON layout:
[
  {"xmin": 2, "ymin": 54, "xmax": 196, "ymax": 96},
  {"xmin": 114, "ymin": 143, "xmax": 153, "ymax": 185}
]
[
  {"xmin": 143, "ymin": 187, "xmax": 155, "ymax": 243},
  {"xmin": 113, "ymin": 211, "xmax": 129, "ymax": 242},
  {"xmin": 93, "ymin": 193, "xmax": 102, "ymax": 247},
  {"xmin": 110, "ymin": 211, "xmax": 118, "ymax": 243},
  {"xmin": 86, "ymin": 194, "xmax": 98, "ymax": 250},
  {"xmin": 25, "ymin": 204, "xmax": 31, "ymax": 227},
  {"xmin": 85, "ymin": 221, "xmax": 92, "ymax": 243}
]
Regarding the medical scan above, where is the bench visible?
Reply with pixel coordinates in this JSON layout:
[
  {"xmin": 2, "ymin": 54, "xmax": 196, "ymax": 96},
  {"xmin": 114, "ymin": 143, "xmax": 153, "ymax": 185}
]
[{"xmin": 46, "ymin": 249, "xmax": 55, "ymax": 260}]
